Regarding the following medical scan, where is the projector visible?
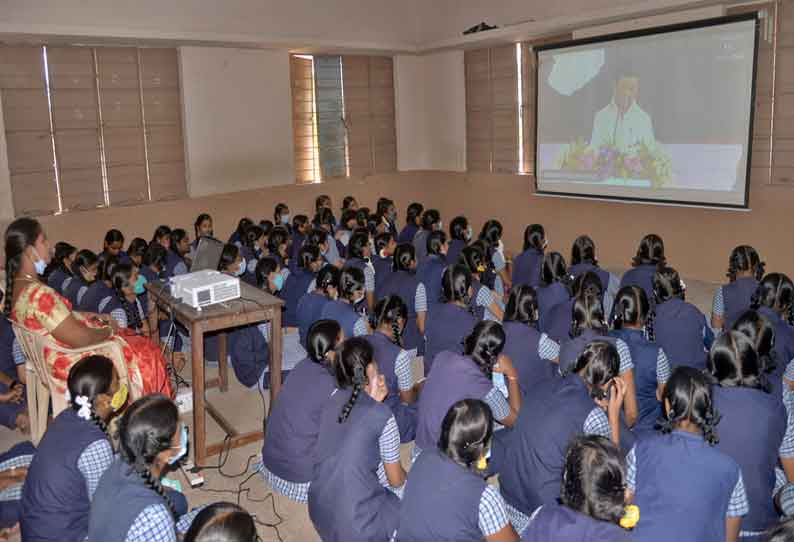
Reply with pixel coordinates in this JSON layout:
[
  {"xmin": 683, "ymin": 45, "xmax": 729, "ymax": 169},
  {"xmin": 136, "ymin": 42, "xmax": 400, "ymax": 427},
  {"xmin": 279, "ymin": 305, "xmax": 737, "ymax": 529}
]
[{"xmin": 170, "ymin": 270, "xmax": 240, "ymax": 309}]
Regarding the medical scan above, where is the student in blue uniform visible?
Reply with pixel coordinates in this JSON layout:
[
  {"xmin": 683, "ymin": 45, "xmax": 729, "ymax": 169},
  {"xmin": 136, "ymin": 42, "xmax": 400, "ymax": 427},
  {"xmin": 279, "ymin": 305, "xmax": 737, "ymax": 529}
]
[
  {"xmin": 274, "ymin": 202, "xmax": 291, "ymax": 230},
  {"xmin": 320, "ymin": 266, "xmax": 370, "ymax": 339},
  {"xmin": 342, "ymin": 195, "xmax": 359, "ymax": 213},
  {"xmin": 267, "ymin": 226, "xmax": 291, "ymax": 271},
  {"xmin": 733, "ymin": 311, "xmax": 785, "ymax": 401},
  {"xmin": 625, "ymin": 366, "xmax": 748, "ymax": 542},
  {"xmin": 289, "ymin": 214, "xmax": 309, "ymax": 268},
  {"xmin": 521, "ymin": 435, "xmax": 632, "ymax": 541},
  {"xmin": 228, "ymin": 218, "xmax": 252, "ymax": 248},
  {"xmin": 183, "ymin": 502, "xmax": 256, "ymax": 542},
  {"xmin": 544, "ymin": 271, "xmax": 602, "ymax": 343},
  {"xmin": 366, "ymin": 296, "xmax": 419, "ymax": 442},
  {"xmin": 447, "ymin": 215, "xmax": 471, "ymax": 267},
  {"xmin": 63, "ymin": 249, "xmax": 97, "ymax": 309},
  {"xmin": 397, "ymin": 399, "xmax": 519, "ymax": 542},
  {"xmin": 260, "ymin": 320, "xmax": 341, "ymax": 502},
  {"xmin": 0, "ymin": 441, "xmax": 34, "ymax": 534},
  {"xmin": 21, "ymin": 355, "xmax": 125, "ymax": 542},
  {"xmin": 151, "ymin": 225, "xmax": 172, "ymax": 252},
  {"xmin": 377, "ymin": 243, "xmax": 427, "ymax": 353},
  {"xmin": 164, "ymin": 228, "xmax": 190, "ymax": 278},
  {"xmin": 189, "ymin": 213, "xmax": 213, "ymax": 260},
  {"xmin": 86, "ymin": 395, "xmax": 201, "ymax": 542},
  {"xmin": 512, "ymin": 224, "xmax": 546, "ymax": 289},
  {"xmin": 281, "ymin": 244, "xmax": 322, "ymax": 329},
  {"xmin": 309, "ymin": 337, "xmax": 406, "ymax": 542},
  {"xmin": 314, "ymin": 194, "xmax": 337, "ymax": 228},
  {"xmin": 752, "ymin": 274, "xmax": 794, "ymax": 393},
  {"xmin": 314, "ymin": 209, "xmax": 343, "ymax": 267},
  {"xmin": 335, "ymin": 209, "xmax": 358, "ymax": 258},
  {"xmin": 619, "ymin": 234, "xmax": 666, "ymax": 303},
  {"xmin": 127, "ymin": 238, "xmax": 148, "ymax": 268},
  {"xmin": 416, "ymin": 230, "xmax": 447, "ymax": 308},
  {"xmin": 43, "ymin": 242, "xmax": 76, "ymax": 295},
  {"xmin": 99, "ymin": 264, "xmax": 148, "ymax": 335},
  {"xmin": 651, "ymin": 266, "xmax": 711, "ymax": 370},
  {"xmin": 568, "ymin": 235, "xmax": 620, "ymax": 316},
  {"xmin": 502, "ymin": 284, "xmax": 560, "ymax": 397},
  {"xmin": 78, "ymin": 254, "xmax": 118, "ymax": 313},
  {"xmin": 398, "ymin": 202, "xmax": 423, "ymax": 245},
  {"xmin": 0, "ymin": 309, "xmax": 25, "ymax": 431},
  {"xmin": 373, "ymin": 232, "xmax": 396, "ymax": 299},
  {"xmin": 413, "ymin": 209, "xmax": 441, "ymax": 266},
  {"xmin": 767, "ymin": 519, "xmax": 794, "ymax": 542},
  {"xmin": 480, "ymin": 220, "xmax": 511, "ymax": 292},
  {"xmin": 101, "ymin": 229, "xmax": 126, "ymax": 260},
  {"xmin": 138, "ymin": 243, "xmax": 167, "ymax": 335},
  {"xmin": 498, "ymin": 341, "xmax": 627, "ymax": 535},
  {"xmin": 610, "ymin": 285, "xmax": 671, "ymax": 434},
  {"xmin": 712, "ymin": 245, "xmax": 765, "ymax": 331},
  {"xmin": 536, "ymin": 252, "xmax": 571, "ymax": 333},
  {"xmin": 377, "ymin": 197, "xmax": 398, "ymax": 239},
  {"xmin": 415, "ymin": 321, "xmax": 521, "ymax": 460},
  {"xmin": 345, "ymin": 230, "xmax": 376, "ymax": 311},
  {"xmin": 237, "ymin": 225, "xmax": 264, "ymax": 286},
  {"xmin": 708, "ymin": 330, "xmax": 794, "ymax": 539},
  {"xmin": 459, "ymin": 245, "xmax": 504, "ymax": 322},
  {"xmin": 296, "ymin": 264, "xmax": 340, "ymax": 349}
]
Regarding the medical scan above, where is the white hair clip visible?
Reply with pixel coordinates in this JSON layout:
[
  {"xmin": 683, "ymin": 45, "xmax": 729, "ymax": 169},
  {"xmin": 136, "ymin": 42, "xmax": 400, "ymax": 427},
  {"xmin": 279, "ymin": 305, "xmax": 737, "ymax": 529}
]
[{"xmin": 74, "ymin": 395, "xmax": 92, "ymax": 421}]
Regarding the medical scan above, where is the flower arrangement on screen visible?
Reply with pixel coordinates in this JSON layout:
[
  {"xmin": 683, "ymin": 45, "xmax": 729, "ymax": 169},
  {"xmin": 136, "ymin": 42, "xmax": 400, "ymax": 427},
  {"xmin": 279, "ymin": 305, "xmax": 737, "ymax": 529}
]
[{"xmin": 555, "ymin": 139, "xmax": 673, "ymax": 188}]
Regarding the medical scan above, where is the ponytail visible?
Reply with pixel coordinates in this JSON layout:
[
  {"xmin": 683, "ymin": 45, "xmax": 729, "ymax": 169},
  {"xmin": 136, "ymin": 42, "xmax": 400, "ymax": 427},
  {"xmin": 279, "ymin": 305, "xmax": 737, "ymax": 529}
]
[
  {"xmin": 334, "ymin": 338, "xmax": 374, "ymax": 423},
  {"xmin": 564, "ymin": 340, "xmax": 619, "ymax": 401},
  {"xmin": 658, "ymin": 367, "xmax": 720, "ymax": 445},
  {"xmin": 463, "ymin": 321, "xmax": 506, "ymax": 379},
  {"xmin": 67, "ymin": 355, "xmax": 115, "ymax": 437},
  {"xmin": 653, "ymin": 266, "xmax": 685, "ymax": 304},
  {"xmin": 726, "ymin": 245, "xmax": 765, "ymax": 282},
  {"xmin": 370, "ymin": 295, "xmax": 407, "ymax": 346},
  {"xmin": 4, "ymin": 217, "xmax": 43, "ymax": 315}
]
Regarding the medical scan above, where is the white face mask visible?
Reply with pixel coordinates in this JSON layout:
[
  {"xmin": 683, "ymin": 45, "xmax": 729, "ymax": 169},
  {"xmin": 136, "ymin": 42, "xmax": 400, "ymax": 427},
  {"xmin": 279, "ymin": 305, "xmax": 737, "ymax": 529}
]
[
  {"xmin": 235, "ymin": 259, "xmax": 246, "ymax": 277},
  {"xmin": 280, "ymin": 214, "xmax": 290, "ymax": 225},
  {"xmin": 30, "ymin": 248, "xmax": 47, "ymax": 275},
  {"xmin": 466, "ymin": 225, "xmax": 473, "ymax": 241},
  {"xmin": 497, "ymin": 240, "xmax": 504, "ymax": 254}
]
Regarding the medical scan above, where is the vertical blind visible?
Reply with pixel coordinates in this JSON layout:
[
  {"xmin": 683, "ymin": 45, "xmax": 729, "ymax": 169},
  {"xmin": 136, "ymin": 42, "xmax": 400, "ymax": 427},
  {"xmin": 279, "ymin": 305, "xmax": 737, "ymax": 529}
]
[{"xmin": 0, "ymin": 45, "xmax": 186, "ymax": 217}]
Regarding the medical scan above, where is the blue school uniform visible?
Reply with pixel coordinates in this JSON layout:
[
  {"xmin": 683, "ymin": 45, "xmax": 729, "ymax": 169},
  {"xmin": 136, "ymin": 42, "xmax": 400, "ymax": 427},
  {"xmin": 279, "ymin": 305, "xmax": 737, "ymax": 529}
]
[
  {"xmin": 296, "ymin": 292, "xmax": 330, "ymax": 349},
  {"xmin": 398, "ymin": 223, "xmax": 419, "ymax": 245},
  {"xmin": 46, "ymin": 268, "xmax": 72, "ymax": 295},
  {"xmin": 373, "ymin": 255, "xmax": 393, "ymax": 300},
  {"xmin": 228, "ymin": 231, "xmax": 242, "ymax": 247},
  {"xmin": 0, "ymin": 317, "xmax": 24, "ymax": 429},
  {"xmin": 289, "ymin": 231, "xmax": 305, "ymax": 271},
  {"xmin": 719, "ymin": 277, "xmax": 759, "ymax": 329},
  {"xmin": 0, "ymin": 441, "xmax": 35, "ymax": 529},
  {"xmin": 416, "ymin": 254, "xmax": 446, "ymax": 308},
  {"xmin": 378, "ymin": 270, "xmax": 426, "ymax": 353},
  {"xmin": 99, "ymin": 294, "xmax": 145, "ymax": 331},
  {"xmin": 21, "ymin": 408, "xmax": 111, "ymax": 542},
  {"xmin": 653, "ymin": 298, "xmax": 709, "ymax": 370},
  {"xmin": 309, "ymin": 389, "xmax": 400, "ymax": 542},
  {"xmin": 238, "ymin": 246, "xmax": 258, "ymax": 286},
  {"xmin": 279, "ymin": 268, "xmax": 316, "ymax": 328},
  {"xmin": 544, "ymin": 298, "xmax": 574, "ymax": 343},
  {"xmin": 228, "ymin": 323, "xmax": 269, "ymax": 388},
  {"xmin": 320, "ymin": 299, "xmax": 366, "ymax": 340},
  {"xmin": 521, "ymin": 504, "xmax": 628, "ymax": 541},
  {"xmin": 568, "ymin": 263, "xmax": 610, "ymax": 295},
  {"xmin": 446, "ymin": 239, "xmax": 467, "ymax": 268},
  {"xmin": 62, "ymin": 276, "xmax": 90, "ymax": 312},
  {"xmin": 502, "ymin": 321, "xmax": 557, "ymax": 397},
  {"xmin": 412, "ymin": 230, "xmax": 430, "ymax": 266},
  {"xmin": 163, "ymin": 249, "xmax": 187, "ymax": 278},
  {"xmin": 619, "ymin": 264, "xmax": 657, "ymax": 303},
  {"xmin": 365, "ymin": 332, "xmax": 417, "ymax": 442},
  {"xmin": 100, "ymin": 249, "xmax": 130, "ymax": 265},
  {"xmin": 512, "ymin": 248, "xmax": 543, "ymax": 288},
  {"xmin": 759, "ymin": 306, "xmax": 794, "ymax": 396},
  {"xmin": 536, "ymin": 282, "xmax": 570, "ymax": 333},
  {"xmin": 423, "ymin": 302, "xmax": 477, "ymax": 376},
  {"xmin": 77, "ymin": 281, "xmax": 113, "ymax": 313}
]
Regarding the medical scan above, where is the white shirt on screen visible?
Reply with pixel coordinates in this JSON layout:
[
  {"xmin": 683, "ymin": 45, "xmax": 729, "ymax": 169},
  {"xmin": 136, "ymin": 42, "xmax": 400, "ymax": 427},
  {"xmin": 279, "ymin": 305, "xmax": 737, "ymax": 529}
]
[{"xmin": 590, "ymin": 100, "xmax": 655, "ymax": 153}]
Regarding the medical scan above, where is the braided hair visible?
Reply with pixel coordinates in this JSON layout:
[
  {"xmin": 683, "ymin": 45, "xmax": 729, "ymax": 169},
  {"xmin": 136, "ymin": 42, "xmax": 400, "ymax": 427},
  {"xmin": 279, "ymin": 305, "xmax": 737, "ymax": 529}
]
[
  {"xmin": 522, "ymin": 224, "xmax": 545, "ymax": 251},
  {"xmin": 67, "ymin": 355, "xmax": 116, "ymax": 436},
  {"xmin": 316, "ymin": 264, "xmax": 341, "ymax": 298},
  {"xmin": 371, "ymin": 295, "xmax": 407, "ymax": 346},
  {"xmin": 3, "ymin": 217, "xmax": 44, "ymax": 315},
  {"xmin": 118, "ymin": 395, "xmax": 180, "ymax": 517},
  {"xmin": 335, "ymin": 337, "xmax": 374, "ymax": 423},
  {"xmin": 110, "ymin": 264, "xmax": 143, "ymax": 331},
  {"xmin": 732, "ymin": 309, "xmax": 777, "ymax": 375},
  {"xmin": 42, "ymin": 241, "xmax": 76, "ymax": 280},
  {"xmin": 631, "ymin": 234, "xmax": 666, "ymax": 268},
  {"xmin": 751, "ymin": 273, "xmax": 794, "ymax": 325},
  {"xmin": 611, "ymin": 285, "xmax": 653, "ymax": 340},
  {"xmin": 570, "ymin": 294, "xmax": 608, "ymax": 338},
  {"xmin": 438, "ymin": 399, "xmax": 493, "ymax": 472},
  {"xmin": 504, "ymin": 284, "xmax": 539, "ymax": 328},
  {"xmin": 563, "ymin": 340, "xmax": 620, "ymax": 401},
  {"xmin": 570, "ymin": 235, "xmax": 598, "ymax": 266},
  {"xmin": 658, "ymin": 366, "xmax": 720, "ymax": 445},
  {"xmin": 463, "ymin": 321, "xmax": 506, "ymax": 379},
  {"xmin": 727, "ymin": 245, "xmax": 765, "ymax": 282},
  {"xmin": 707, "ymin": 330, "xmax": 768, "ymax": 392},
  {"xmin": 653, "ymin": 266, "xmax": 685, "ymax": 304}
]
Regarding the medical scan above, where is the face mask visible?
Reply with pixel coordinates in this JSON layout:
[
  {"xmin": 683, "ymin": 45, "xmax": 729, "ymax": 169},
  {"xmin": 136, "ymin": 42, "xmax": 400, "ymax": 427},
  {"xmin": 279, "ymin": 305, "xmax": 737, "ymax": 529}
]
[
  {"xmin": 437, "ymin": 221, "xmax": 443, "ymax": 231},
  {"xmin": 388, "ymin": 211, "xmax": 397, "ymax": 222},
  {"xmin": 379, "ymin": 249, "xmax": 387, "ymax": 259},
  {"xmin": 133, "ymin": 274, "xmax": 147, "ymax": 295},
  {"xmin": 167, "ymin": 424, "xmax": 189, "ymax": 465},
  {"xmin": 280, "ymin": 214, "xmax": 290, "ymax": 225},
  {"xmin": 272, "ymin": 273, "xmax": 285, "ymax": 291},
  {"xmin": 110, "ymin": 383, "xmax": 128, "ymax": 411},
  {"xmin": 31, "ymin": 249, "xmax": 46, "ymax": 276},
  {"xmin": 235, "ymin": 259, "xmax": 246, "ymax": 277},
  {"xmin": 466, "ymin": 225, "xmax": 473, "ymax": 241},
  {"xmin": 497, "ymin": 240, "xmax": 504, "ymax": 254}
]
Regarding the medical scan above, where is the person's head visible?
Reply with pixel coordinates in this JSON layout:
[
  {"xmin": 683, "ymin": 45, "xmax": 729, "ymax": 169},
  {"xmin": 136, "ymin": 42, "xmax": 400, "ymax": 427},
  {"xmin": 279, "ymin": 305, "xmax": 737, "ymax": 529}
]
[
  {"xmin": 339, "ymin": 266, "xmax": 366, "ymax": 305},
  {"xmin": 306, "ymin": 319, "xmax": 343, "ymax": 367},
  {"xmin": 274, "ymin": 203, "xmax": 290, "ymax": 226},
  {"xmin": 111, "ymin": 264, "xmax": 143, "ymax": 329},
  {"xmin": 127, "ymin": 238, "xmax": 148, "ymax": 267},
  {"xmin": 67, "ymin": 355, "xmax": 124, "ymax": 428},
  {"xmin": 570, "ymin": 293, "xmax": 607, "ymax": 338},
  {"xmin": 306, "ymin": 228, "xmax": 329, "ymax": 253},
  {"xmin": 170, "ymin": 229, "xmax": 190, "ymax": 257},
  {"xmin": 653, "ymin": 266, "xmax": 685, "ymax": 304},
  {"xmin": 615, "ymin": 75, "xmax": 639, "ymax": 115},
  {"xmin": 72, "ymin": 249, "xmax": 99, "ymax": 284},
  {"xmin": 335, "ymin": 337, "xmax": 378, "ymax": 423},
  {"xmin": 406, "ymin": 202, "xmax": 424, "ymax": 227},
  {"xmin": 377, "ymin": 198, "xmax": 396, "ymax": 222},
  {"xmin": 243, "ymin": 225, "xmax": 265, "ymax": 252},
  {"xmin": 659, "ymin": 366, "xmax": 720, "ymax": 445},
  {"xmin": 348, "ymin": 231, "xmax": 371, "ymax": 260},
  {"xmin": 560, "ymin": 435, "xmax": 627, "ymax": 525},
  {"xmin": 523, "ymin": 224, "xmax": 546, "ymax": 252},
  {"xmin": 439, "ymin": 399, "xmax": 493, "ymax": 472},
  {"xmin": 371, "ymin": 295, "xmax": 407, "ymax": 345},
  {"xmin": 234, "ymin": 218, "xmax": 253, "ymax": 240},
  {"xmin": 143, "ymin": 243, "xmax": 167, "ymax": 274},
  {"xmin": 255, "ymin": 257, "xmax": 282, "ymax": 293},
  {"xmin": 450, "ymin": 216, "xmax": 470, "ymax": 242},
  {"xmin": 570, "ymin": 235, "xmax": 598, "ymax": 266},
  {"xmin": 726, "ymin": 245, "xmax": 764, "ymax": 282},
  {"xmin": 268, "ymin": 227, "xmax": 289, "ymax": 259},
  {"xmin": 194, "ymin": 213, "xmax": 213, "ymax": 240},
  {"xmin": 151, "ymin": 226, "xmax": 172, "ymax": 250},
  {"xmin": 316, "ymin": 264, "xmax": 341, "ymax": 300},
  {"xmin": 427, "ymin": 230, "xmax": 448, "ymax": 257},
  {"xmin": 441, "ymin": 264, "xmax": 473, "ymax": 306},
  {"xmin": 612, "ymin": 285, "xmax": 651, "ymax": 334},
  {"xmin": 421, "ymin": 209, "xmax": 441, "ymax": 232},
  {"xmin": 463, "ymin": 321, "xmax": 506, "ymax": 379},
  {"xmin": 459, "ymin": 245, "xmax": 487, "ymax": 278},
  {"xmin": 504, "ymin": 284, "xmax": 539, "ymax": 327},
  {"xmin": 118, "ymin": 395, "xmax": 184, "ymax": 516},
  {"xmin": 374, "ymin": 232, "xmax": 396, "ymax": 259},
  {"xmin": 479, "ymin": 220, "xmax": 503, "ymax": 246},
  {"xmin": 97, "ymin": 253, "xmax": 120, "ymax": 284},
  {"xmin": 259, "ymin": 220, "xmax": 274, "ymax": 239},
  {"xmin": 340, "ymin": 209, "xmax": 358, "ymax": 232},
  {"xmin": 732, "ymin": 310, "xmax": 776, "ymax": 375},
  {"xmin": 183, "ymin": 502, "xmax": 257, "ymax": 542},
  {"xmin": 292, "ymin": 214, "xmax": 309, "ymax": 235},
  {"xmin": 3, "ymin": 217, "xmax": 48, "ymax": 313},
  {"xmin": 342, "ymin": 196, "xmax": 358, "ymax": 212},
  {"xmin": 632, "ymin": 234, "xmax": 665, "ymax": 267},
  {"xmin": 767, "ymin": 518, "xmax": 794, "ymax": 542},
  {"xmin": 218, "ymin": 244, "xmax": 243, "ymax": 275},
  {"xmin": 314, "ymin": 207, "xmax": 335, "ymax": 233},
  {"xmin": 752, "ymin": 273, "xmax": 794, "ymax": 323},
  {"xmin": 708, "ymin": 330, "xmax": 766, "ymax": 391},
  {"xmin": 393, "ymin": 243, "xmax": 417, "ymax": 273},
  {"xmin": 44, "ymin": 241, "xmax": 77, "ymax": 278},
  {"xmin": 541, "ymin": 252, "xmax": 569, "ymax": 286},
  {"xmin": 103, "ymin": 229, "xmax": 125, "ymax": 256},
  {"xmin": 315, "ymin": 194, "xmax": 332, "ymax": 214},
  {"xmin": 564, "ymin": 340, "xmax": 620, "ymax": 401},
  {"xmin": 298, "ymin": 244, "xmax": 323, "ymax": 273},
  {"xmin": 571, "ymin": 271, "xmax": 604, "ymax": 301}
]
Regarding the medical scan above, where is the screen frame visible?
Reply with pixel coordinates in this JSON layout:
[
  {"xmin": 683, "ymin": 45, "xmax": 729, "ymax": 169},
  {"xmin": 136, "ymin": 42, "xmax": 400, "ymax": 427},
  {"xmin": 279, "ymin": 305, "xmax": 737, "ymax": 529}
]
[{"xmin": 533, "ymin": 12, "xmax": 760, "ymax": 210}]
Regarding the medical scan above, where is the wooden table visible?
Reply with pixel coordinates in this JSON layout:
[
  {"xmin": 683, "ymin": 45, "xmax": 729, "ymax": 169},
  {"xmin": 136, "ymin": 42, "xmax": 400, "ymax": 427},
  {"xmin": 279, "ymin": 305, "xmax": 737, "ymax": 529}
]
[{"xmin": 146, "ymin": 280, "xmax": 284, "ymax": 467}]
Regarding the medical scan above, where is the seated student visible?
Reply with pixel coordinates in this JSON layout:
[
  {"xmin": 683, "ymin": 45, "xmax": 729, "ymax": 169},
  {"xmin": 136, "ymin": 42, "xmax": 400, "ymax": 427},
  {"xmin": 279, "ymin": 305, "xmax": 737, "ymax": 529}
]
[
  {"xmin": 610, "ymin": 286, "xmax": 671, "ymax": 434},
  {"xmin": 151, "ymin": 225, "xmax": 172, "ymax": 252},
  {"xmin": 397, "ymin": 399, "xmax": 519, "ymax": 542},
  {"xmin": 138, "ymin": 244, "xmax": 177, "ymax": 348},
  {"xmin": 521, "ymin": 435, "xmax": 633, "ymax": 541},
  {"xmin": 480, "ymin": 219, "xmax": 511, "ymax": 292},
  {"xmin": 512, "ymin": 224, "xmax": 546, "ymax": 289},
  {"xmin": 373, "ymin": 232, "xmax": 396, "ymax": 299},
  {"xmin": 77, "ymin": 254, "xmax": 118, "ymax": 313},
  {"xmin": 459, "ymin": 245, "xmax": 504, "ymax": 322},
  {"xmin": 502, "ymin": 285, "xmax": 560, "ymax": 397},
  {"xmin": 345, "ymin": 230, "xmax": 376, "ymax": 311},
  {"xmin": 297, "ymin": 265, "xmax": 340, "ymax": 349},
  {"xmin": 377, "ymin": 197, "xmax": 398, "ymax": 239},
  {"xmin": 86, "ymin": 395, "xmax": 201, "ymax": 542},
  {"xmin": 652, "ymin": 266, "xmax": 712, "ymax": 370},
  {"xmin": 309, "ymin": 337, "xmax": 406, "ymax": 542},
  {"xmin": 0, "ymin": 441, "xmax": 34, "ymax": 536},
  {"xmin": 708, "ymin": 331, "xmax": 794, "ymax": 539},
  {"xmin": 239, "ymin": 225, "xmax": 265, "ymax": 286},
  {"xmin": 281, "ymin": 245, "xmax": 322, "ymax": 329},
  {"xmin": 377, "ymin": 244, "xmax": 427, "ymax": 353},
  {"xmin": 189, "ymin": 213, "xmax": 214, "ymax": 260},
  {"xmin": 398, "ymin": 202, "xmax": 423, "ymax": 245},
  {"xmin": 0, "ymin": 308, "xmax": 26, "ymax": 431},
  {"xmin": 342, "ymin": 195, "xmax": 359, "ymax": 214},
  {"xmin": 536, "ymin": 252, "xmax": 572, "ymax": 333},
  {"xmin": 321, "ymin": 267, "xmax": 370, "ymax": 339},
  {"xmin": 712, "ymin": 245, "xmax": 765, "ymax": 331},
  {"xmin": 335, "ymin": 209, "xmax": 359, "ymax": 257},
  {"xmin": 413, "ymin": 209, "xmax": 441, "ymax": 266},
  {"xmin": 415, "ymin": 321, "xmax": 521, "ymax": 459},
  {"xmin": 472, "ymin": 238, "xmax": 503, "ymax": 302},
  {"xmin": 184, "ymin": 502, "xmax": 256, "ymax": 542},
  {"xmin": 447, "ymin": 215, "xmax": 471, "ymax": 267},
  {"xmin": 268, "ymin": 226, "xmax": 291, "ymax": 272},
  {"xmin": 753, "ymin": 274, "xmax": 794, "ymax": 391},
  {"xmin": 625, "ymin": 366, "xmax": 748, "ymax": 542},
  {"xmin": 98, "ymin": 264, "xmax": 149, "ymax": 335},
  {"xmin": 43, "ymin": 242, "xmax": 76, "ymax": 295},
  {"xmin": 63, "ymin": 249, "xmax": 97, "ymax": 310},
  {"xmin": 164, "ymin": 229, "xmax": 190, "ymax": 277},
  {"xmin": 416, "ymin": 230, "xmax": 447, "ymax": 309},
  {"xmin": 568, "ymin": 235, "xmax": 620, "ymax": 316},
  {"xmin": 365, "ymin": 296, "xmax": 419, "ymax": 443},
  {"xmin": 260, "ymin": 320, "xmax": 341, "ymax": 502},
  {"xmin": 127, "ymin": 238, "xmax": 148, "ymax": 268},
  {"xmin": 314, "ymin": 194, "xmax": 337, "ymax": 229},
  {"xmin": 274, "ymin": 202, "xmax": 291, "ymax": 231},
  {"xmin": 734, "ymin": 311, "xmax": 786, "ymax": 402},
  {"xmin": 545, "ymin": 271, "xmax": 603, "ymax": 344},
  {"xmin": 102, "ymin": 229, "xmax": 130, "ymax": 264},
  {"xmin": 228, "ymin": 218, "xmax": 252, "ymax": 248},
  {"xmin": 314, "ymin": 208, "xmax": 343, "ymax": 267},
  {"xmin": 768, "ymin": 518, "xmax": 794, "ymax": 542},
  {"xmin": 498, "ymin": 341, "xmax": 626, "ymax": 535},
  {"xmin": 423, "ymin": 265, "xmax": 478, "ymax": 375},
  {"xmin": 21, "ymin": 355, "xmax": 124, "ymax": 542},
  {"xmin": 619, "ymin": 233, "xmax": 666, "ymax": 303}
]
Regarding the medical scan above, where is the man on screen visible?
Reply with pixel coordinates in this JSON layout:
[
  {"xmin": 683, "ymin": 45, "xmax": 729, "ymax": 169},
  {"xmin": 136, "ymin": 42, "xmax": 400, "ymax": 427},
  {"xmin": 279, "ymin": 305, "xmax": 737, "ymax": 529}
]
[{"xmin": 589, "ymin": 75, "xmax": 656, "ymax": 153}]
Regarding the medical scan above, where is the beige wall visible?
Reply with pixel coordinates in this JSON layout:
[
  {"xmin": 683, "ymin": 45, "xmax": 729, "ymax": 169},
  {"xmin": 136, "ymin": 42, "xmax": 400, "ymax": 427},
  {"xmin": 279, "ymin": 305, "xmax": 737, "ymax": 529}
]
[
  {"xmin": 0, "ymin": 92, "xmax": 14, "ymax": 220},
  {"xmin": 179, "ymin": 47, "xmax": 295, "ymax": 197}
]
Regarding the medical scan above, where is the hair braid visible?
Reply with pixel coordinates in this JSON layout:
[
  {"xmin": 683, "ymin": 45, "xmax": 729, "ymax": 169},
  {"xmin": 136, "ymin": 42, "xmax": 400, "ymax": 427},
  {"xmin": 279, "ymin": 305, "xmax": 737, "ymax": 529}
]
[
  {"xmin": 117, "ymin": 291, "xmax": 142, "ymax": 331},
  {"xmin": 87, "ymin": 404, "xmax": 109, "ymax": 436},
  {"xmin": 3, "ymin": 259, "xmax": 17, "ymax": 316},
  {"xmin": 391, "ymin": 320, "xmax": 402, "ymax": 347},
  {"xmin": 338, "ymin": 382, "xmax": 361, "ymax": 424},
  {"xmin": 135, "ymin": 463, "xmax": 178, "ymax": 518},
  {"xmin": 645, "ymin": 309, "xmax": 656, "ymax": 342}
]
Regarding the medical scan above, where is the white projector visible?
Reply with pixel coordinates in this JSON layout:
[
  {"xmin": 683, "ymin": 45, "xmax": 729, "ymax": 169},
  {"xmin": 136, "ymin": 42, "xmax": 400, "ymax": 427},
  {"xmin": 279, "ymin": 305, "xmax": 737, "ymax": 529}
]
[{"xmin": 170, "ymin": 270, "xmax": 241, "ymax": 309}]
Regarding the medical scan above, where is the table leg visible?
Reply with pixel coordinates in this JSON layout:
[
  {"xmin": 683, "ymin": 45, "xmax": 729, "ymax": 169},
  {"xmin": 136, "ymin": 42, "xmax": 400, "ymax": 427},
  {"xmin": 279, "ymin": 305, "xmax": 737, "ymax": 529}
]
[
  {"xmin": 191, "ymin": 322, "xmax": 207, "ymax": 467},
  {"xmin": 218, "ymin": 332, "xmax": 228, "ymax": 392},
  {"xmin": 268, "ymin": 310, "xmax": 283, "ymax": 417}
]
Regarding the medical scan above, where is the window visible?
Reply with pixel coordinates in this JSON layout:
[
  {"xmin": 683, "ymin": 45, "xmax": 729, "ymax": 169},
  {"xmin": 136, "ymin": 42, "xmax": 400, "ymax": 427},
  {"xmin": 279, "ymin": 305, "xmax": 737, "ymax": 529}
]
[
  {"xmin": 290, "ymin": 54, "xmax": 396, "ymax": 184},
  {"xmin": 0, "ymin": 45, "xmax": 186, "ymax": 216}
]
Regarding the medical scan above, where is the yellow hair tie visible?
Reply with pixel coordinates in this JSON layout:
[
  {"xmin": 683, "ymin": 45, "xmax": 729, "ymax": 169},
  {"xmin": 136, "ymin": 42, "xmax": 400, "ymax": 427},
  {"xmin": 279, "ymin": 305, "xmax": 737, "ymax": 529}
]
[
  {"xmin": 620, "ymin": 504, "xmax": 640, "ymax": 529},
  {"xmin": 476, "ymin": 455, "xmax": 487, "ymax": 471},
  {"xmin": 476, "ymin": 265, "xmax": 486, "ymax": 273}
]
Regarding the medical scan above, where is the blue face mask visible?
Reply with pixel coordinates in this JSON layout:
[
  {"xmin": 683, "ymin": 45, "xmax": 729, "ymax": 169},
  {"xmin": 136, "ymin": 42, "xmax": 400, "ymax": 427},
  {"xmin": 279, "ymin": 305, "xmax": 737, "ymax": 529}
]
[
  {"xmin": 167, "ymin": 424, "xmax": 189, "ymax": 465},
  {"xmin": 273, "ymin": 273, "xmax": 285, "ymax": 291},
  {"xmin": 133, "ymin": 274, "xmax": 148, "ymax": 295},
  {"xmin": 31, "ymin": 249, "xmax": 47, "ymax": 276},
  {"xmin": 236, "ymin": 259, "xmax": 246, "ymax": 277}
]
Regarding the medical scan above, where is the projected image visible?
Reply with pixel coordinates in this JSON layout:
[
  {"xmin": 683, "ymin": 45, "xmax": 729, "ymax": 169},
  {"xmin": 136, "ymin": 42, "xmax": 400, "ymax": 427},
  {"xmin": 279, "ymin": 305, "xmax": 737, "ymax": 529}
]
[{"xmin": 536, "ymin": 17, "xmax": 757, "ymax": 206}]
